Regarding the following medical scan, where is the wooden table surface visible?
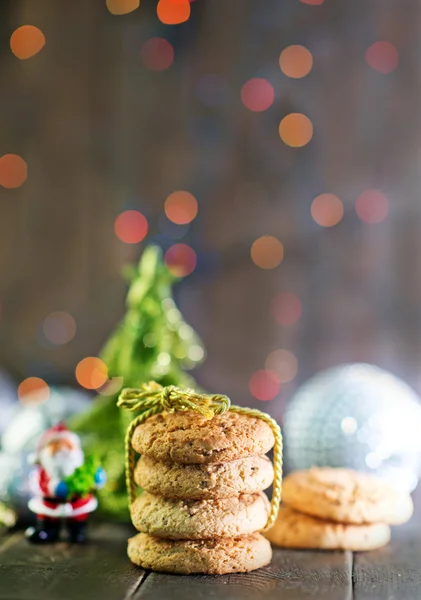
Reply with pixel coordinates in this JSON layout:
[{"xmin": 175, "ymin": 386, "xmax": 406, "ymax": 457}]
[{"xmin": 1, "ymin": 518, "xmax": 420, "ymax": 600}]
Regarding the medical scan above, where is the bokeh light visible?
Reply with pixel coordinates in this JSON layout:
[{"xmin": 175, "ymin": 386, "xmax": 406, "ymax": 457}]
[
  {"xmin": 76, "ymin": 357, "xmax": 108, "ymax": 390},
  {"xmin": 0, "ymin": 154, "xmax": 27, "ymax": 188},
  {"xmin": 279, "ymin": 113, "xmax": 313, "ymax": 147},
  {"xmin": 271, "ymin": 292, "xmax": 302, "ymax": 326},
  {"xmin": 18, "ymin": 377, "xmax": 50, "ymax": 404},
  {"xmin": 10, "ymin": 25, "xmax": 45, "ymax": 60},
  {"xmin": 251, "ymin": 236, "xmax": 284, "ymax": 269},
  {"xmin": 98, "ymin": 377, "xmax": 124, "ymax": 396},
  {"xmin": 114, "ymin": 210, "xmax": 148, "ymax": 244},
  {"xmin": 279, "ymin": 45, "xmax": 313, "ymax": 79},
  {"xmin": 164, "ymin": 244, "xmax": 197, "ymax": 277},
  {"xmin": 300, "ymin": 0, "xmax": 324, "ymax": 4},
  {"xmin": 106, "ymin": 0, "xmax": 140, "ymax": 15},
  {"xmin": 366, "ymin": 41, "xmax": 399, "ymax": 74},
  {"xmin": 241, "ymin": 78, "xmax": 274, "ymax": 112},
  {"xmin": 157, "ymin": 0, "xmax": 191, "ymax": 25},
  {"xmin": 141, "ymin": 38, "xmax": 174, "ymax": 71},
  {"xmin": 355, "ymin": 189, "xmax": 389, "ymax": 224},
  {"xmin": 249, "ymin": 370, "xmax": 280, "ymax": 401},
  {"xmin": 165, "ymin": 191, "xmax": 198, "ymax": 224},
  {"xmin": 42, "ymin": 311, "xmax": 76, "ymax": 345},
  {"xmin": 265, "ymin": 349, "xmax": 298, "ymax": 383},
  {"xmin": 311, "ymin": 193, "xmax": 344, "ymax": 227}
]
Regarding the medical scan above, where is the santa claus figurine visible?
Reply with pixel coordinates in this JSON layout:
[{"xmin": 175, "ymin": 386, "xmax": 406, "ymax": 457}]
[{"xmin": 26, "ymin": 423, "xmax": 106, "ymax": 544}]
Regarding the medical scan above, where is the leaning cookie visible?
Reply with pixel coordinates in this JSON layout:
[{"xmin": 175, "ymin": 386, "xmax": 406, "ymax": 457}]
[
  {"xmin": 134, "ymin": 455, "xmax": 274, "ymax": 499},
  {"xmin": 131, "ymin": 491, "xmax": 270, "ymax": 539},
  {"xmin": 131, "ymin": 410, "xmax": 275, "ymax": 464},
  {"xmin": 282, "ymin": 468, "xmax": 413, "ymax": 525},
  {"xmin": 265, "ymin": 506, "xmax": 391, "ymax": 551},
  {"xmin": 128, "ymin": 532, "xmax": 272, "ymax": 574}
]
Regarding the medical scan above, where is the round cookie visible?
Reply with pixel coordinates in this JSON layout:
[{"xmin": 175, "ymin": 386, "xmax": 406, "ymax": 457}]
[
  {"xmin": 131, "ymin": 491, "xmax": 270, "ymax": 539},
  {"xmin": 134, "ymin": 455, "xmax": 274, "ymax": 499},
  {"xmin": 265, "ymin": 506, "xmax": 391, "ymax": 551},
  {"xmin": 128, "ymin": 532, "xmax": 272, "ymax": 574},
  {"xmin": 131, "ymin": 410, "xmax": 275, "ymax": 464},
  {"xmin": 283, "ymin": 468, "xmax": 413, "ymax": 525}
]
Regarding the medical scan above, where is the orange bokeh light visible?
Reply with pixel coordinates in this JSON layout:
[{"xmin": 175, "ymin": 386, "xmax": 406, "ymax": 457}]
[
  {"xmin": 10, "ymin": 25, "xmax": 45, "ymax": 60},
  {"xmin": 0, "ymin": 154, "xmax": 27, "ymax": 188},
  {"xmin": 114, "ymin": 210, "xmax": 148, "ymax": 244},
  {"xmin": 251, "ymin": 236, "xmax": 284, "ymax": 269},
  {"xmin": 355, "ymin": 189, "xmax": 389, "ymax": 224},
  {"xmin": 249, "ymin": 370, "xmax": 280, "ymax": 401},
  {"xmin": 76, "ymin": 357, "xmax": 108, "ymax": 390},
  {"xmin": 106, "ymin": 0, "xmax": 140, "ymax": 14},
  {"xmin": 265, "ymin": 349, "xmax": 298, "ymax": 383},
  {"xmin": 366, "ymin": 41, "xmax": 399, "ymax": 74},
  {"xmin": 279, "ymin": 45, "xmax": 313, "ymax": 79},
  {"xmin": 165, "ymin": 191, "xmax": 198, "ymax": 225},
  {"xmin": 279, "ymin": 113, "xmax": 313, "ymax": 147},
  {"xmin": 300, "ymin": 0, "xmax": 324, "ymax": 4},
  {"xmin": 157, "ymin": 0, "xmax": 190, "ymax": 25},
  {"xmin": 18, "ymin": 377, "xmax": 50, "ymax": 404},
  {"xmin": 311, "ymin": 193, "xmax": 344, "ymax": 227},
  {"xmin": 271, "ymin": 293, "xmax": 302, "ymax": 326},
  {"xmin": 165, "ymin": 243, "xmax": 197, "ymax": 277}
]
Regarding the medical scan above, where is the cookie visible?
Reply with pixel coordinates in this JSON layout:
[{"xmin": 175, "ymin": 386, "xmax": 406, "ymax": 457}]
[
  {"xmin": 282, "ymin": 468, "xmax": 413, "ymax": 525},
  {"xmin": 134, "ymin": 455, "xmax": 274, "ymax": 499},
  {"xmin": 131, "ymin": 410, "xmax": 275, "ymax": 464},
  {"xmin": 131, "ymin": 491, "xmax": 270, "ymax": 539},
  {"xmin": 265, "ymin": 505, "xmax": 391, "ymax": 551},
  {"xmin": 128, "ymin": 532, "xmax": 272, "ymax": 574}
]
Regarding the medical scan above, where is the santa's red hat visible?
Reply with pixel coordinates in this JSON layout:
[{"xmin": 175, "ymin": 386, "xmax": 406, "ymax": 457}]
[{"xmin": 30, "ymin": 423, "xmax": 81, "ymax": 464}]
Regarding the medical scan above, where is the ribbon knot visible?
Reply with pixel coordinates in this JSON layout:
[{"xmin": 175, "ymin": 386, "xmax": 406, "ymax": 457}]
[{"xmin": 117, "ymin": 381, "xmax": 231, "ymax": 420}]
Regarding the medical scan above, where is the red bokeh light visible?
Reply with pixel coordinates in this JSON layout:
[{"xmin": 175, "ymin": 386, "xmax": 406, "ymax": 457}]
[
  {"xmin": 366, "ymin": 41, "xmax": 399, "ymax": 74},
  {"xmin": 249, "ymin": 370, "xmax": 280, "ymax": 401},
  {"xmin": 271, "ymin": 293, "xmax": 302, "ymax": 326},
  {"xmin": 241, "ymin": 78, "xmax": 274, "ymax": 112},
  {"xmin": 164, "ymin": 244, "xmax": 197, "ymax": 277},
  {"xmin": 355, "ymin": 190, "xmax": 389, "ymax": 224},
  {"xmin": 0, "ymin": 154, "xmax": 27, "ymax": 188},
  {"xmin": 141, "ymin": 38, "xmax": 174, "ymax": 71},
  {"xmin": 114, "ymin": 210, "xmax": 148, "ymax": 244}
]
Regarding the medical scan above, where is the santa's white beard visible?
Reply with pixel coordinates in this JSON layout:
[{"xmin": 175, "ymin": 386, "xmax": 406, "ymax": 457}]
[{"xmin": 40, "ymin": 446, "xmax": 84, "ymax": 479}]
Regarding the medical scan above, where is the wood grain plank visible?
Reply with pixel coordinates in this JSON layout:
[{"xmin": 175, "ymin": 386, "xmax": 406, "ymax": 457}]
[
  {"xmin": 353, "ymin": 518, "xmax": 421, "ymax": 600},
  {"xmin": 135, "ymin": 548, "xmax": 353, "ymax": 600},
  {"xmin": 0, "ymin": 523, "xmax": 144, "ymax": 600}
]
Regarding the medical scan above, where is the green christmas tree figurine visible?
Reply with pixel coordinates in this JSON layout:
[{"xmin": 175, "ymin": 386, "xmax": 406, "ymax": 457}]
[{"xmin": 70, "ymin": 245, "xmax": 205, "ymax": 520}]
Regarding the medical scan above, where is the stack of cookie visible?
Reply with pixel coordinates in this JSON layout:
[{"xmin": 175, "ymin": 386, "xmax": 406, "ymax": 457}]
[
  {"xmin": 127, "ymin": 410, "xmax": 276, "ymax": 574},
  {"xmin": 266, "ymin": 468, "xmax": 413, "ymax": 551}
]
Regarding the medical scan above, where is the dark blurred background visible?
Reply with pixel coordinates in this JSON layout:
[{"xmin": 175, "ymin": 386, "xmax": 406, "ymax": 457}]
[{"xmin": 1, "ymin": 0, "xmax": 420, "ymax": 423}]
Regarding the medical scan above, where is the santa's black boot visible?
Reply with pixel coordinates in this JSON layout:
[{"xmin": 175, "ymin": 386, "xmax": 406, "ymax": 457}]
[
  {"xmin": 26, "ymin": 517, "xmax": 60, "ymax": 544},
  {"xmin": 67, "ymin": 519, "xmax": 87, "ymax": 543}
]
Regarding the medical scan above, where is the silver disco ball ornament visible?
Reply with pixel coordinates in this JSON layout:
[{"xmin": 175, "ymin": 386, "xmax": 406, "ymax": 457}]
[{"xmin": 284, "ymin": 363, "xmax": 421, "ymax": 491}]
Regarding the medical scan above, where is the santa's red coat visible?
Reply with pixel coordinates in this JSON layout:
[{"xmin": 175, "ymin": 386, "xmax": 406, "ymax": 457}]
[{"xmin": 29, "ymin": 467, "xmax": 97, "ymax": 519}]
